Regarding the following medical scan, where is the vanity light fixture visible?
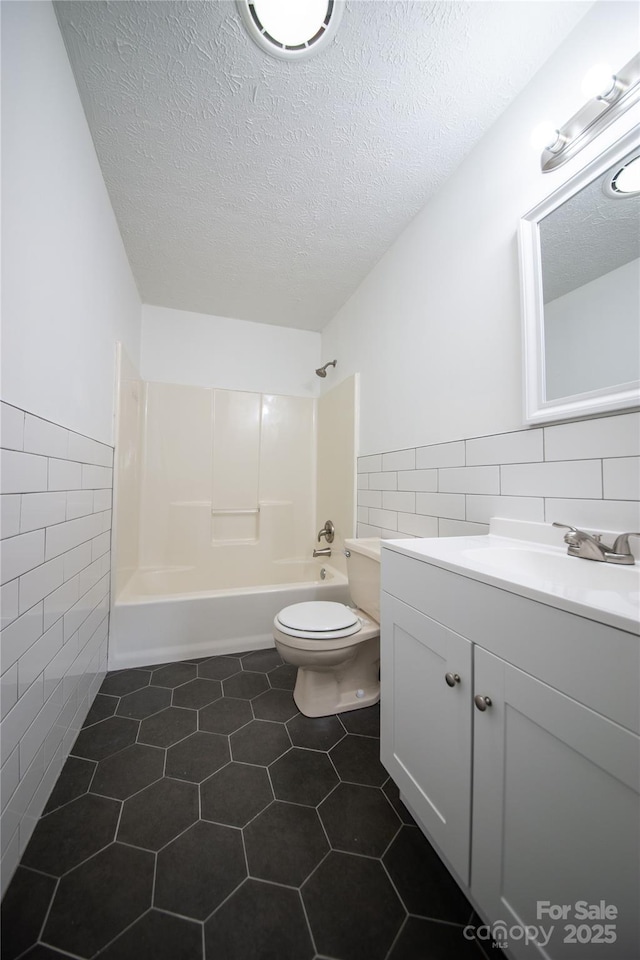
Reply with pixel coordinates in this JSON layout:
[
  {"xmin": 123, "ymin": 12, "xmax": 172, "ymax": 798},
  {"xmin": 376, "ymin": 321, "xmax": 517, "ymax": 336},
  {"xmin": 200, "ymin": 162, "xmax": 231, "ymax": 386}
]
[
  {"xmin": 580, "ymin": 62, "xmax": 621, "ymax": 103},
  {"xmin": 531, "ymin": 122, "xmax": 564, "ymax": 154},
  {"xmin": 539, "ymin": 52, "xmax": 640, "ymax": 172},
  {"xmin": 237, "ymin": 0, "xmax": 344, "ymax": 61}
]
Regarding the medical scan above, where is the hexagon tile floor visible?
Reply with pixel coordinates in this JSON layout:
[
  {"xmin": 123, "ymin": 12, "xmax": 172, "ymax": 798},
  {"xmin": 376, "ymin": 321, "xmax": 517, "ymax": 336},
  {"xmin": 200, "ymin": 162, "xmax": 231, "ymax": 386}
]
[{"xmin": 1, "ymin": 648, "xmax": 490, "ymax": 960}]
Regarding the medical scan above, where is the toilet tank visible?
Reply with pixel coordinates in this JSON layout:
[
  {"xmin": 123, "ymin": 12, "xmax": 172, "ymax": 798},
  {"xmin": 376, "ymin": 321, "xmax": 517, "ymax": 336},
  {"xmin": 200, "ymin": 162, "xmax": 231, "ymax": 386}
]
[{"xmin": 344, "ymin": 538, "xmax": 381, "ymax": 623}]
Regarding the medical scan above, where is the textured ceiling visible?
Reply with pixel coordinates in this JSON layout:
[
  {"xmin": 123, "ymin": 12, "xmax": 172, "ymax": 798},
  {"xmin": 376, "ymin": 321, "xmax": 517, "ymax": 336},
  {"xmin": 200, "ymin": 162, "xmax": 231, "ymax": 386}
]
[
  {"xmin": 55, "ymin": 0, "xmax": 592, "ymax": 331},
  {"xmin": 540, "ymin": 158, "xmax": 640, "ymax": 302}
]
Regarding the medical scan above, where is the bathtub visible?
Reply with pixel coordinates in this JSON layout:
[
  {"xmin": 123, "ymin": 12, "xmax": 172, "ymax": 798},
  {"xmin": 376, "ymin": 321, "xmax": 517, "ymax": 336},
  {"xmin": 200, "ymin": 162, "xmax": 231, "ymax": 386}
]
[{"xmin": 109, "ymin": 559, "xmax": 350, "ymax": 670}]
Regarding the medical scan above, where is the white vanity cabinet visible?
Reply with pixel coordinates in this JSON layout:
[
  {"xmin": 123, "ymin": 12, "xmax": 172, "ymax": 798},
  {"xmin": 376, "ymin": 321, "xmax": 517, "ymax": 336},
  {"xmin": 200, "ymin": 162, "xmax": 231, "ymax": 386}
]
[
  {"xmin": 380, "ymin": 594, "xmax": 473, "ymax": 881},
  {"xmin": 380, "ymin": 544, "xmax": 640, "ymax": 960},
  {"xmin": 472, "ymin": 646, "xmax": 639, "ymax": 960}
]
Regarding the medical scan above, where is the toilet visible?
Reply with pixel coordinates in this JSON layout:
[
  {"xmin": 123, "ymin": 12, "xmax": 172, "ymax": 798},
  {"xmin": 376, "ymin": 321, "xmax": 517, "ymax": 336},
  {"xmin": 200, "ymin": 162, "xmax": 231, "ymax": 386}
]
[{"xmin": 273, "ymin": 538, "xmax": 381, "ymax": 717}]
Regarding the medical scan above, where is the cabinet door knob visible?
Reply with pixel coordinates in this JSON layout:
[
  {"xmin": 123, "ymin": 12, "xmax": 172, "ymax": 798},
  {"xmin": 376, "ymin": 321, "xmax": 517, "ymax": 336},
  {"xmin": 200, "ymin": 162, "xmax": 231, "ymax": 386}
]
[
  {"xmin": 445, "ymin": 672, "xmax": 461, "ymax": 687},
  {"xmin": 474, "ymin": 695, "xmax": 493, "ymax": 711}
]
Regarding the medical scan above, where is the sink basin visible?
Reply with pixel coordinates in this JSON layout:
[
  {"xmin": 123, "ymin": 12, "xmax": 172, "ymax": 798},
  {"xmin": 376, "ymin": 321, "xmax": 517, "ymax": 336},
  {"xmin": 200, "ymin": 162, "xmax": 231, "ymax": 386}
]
[
  {"xmin": 461, "ymin": 544, "xmax": 639, "ymax": 592},
  {"xmin": 383, "ymin": 528, "xmax": 640, "ymax": 634}
]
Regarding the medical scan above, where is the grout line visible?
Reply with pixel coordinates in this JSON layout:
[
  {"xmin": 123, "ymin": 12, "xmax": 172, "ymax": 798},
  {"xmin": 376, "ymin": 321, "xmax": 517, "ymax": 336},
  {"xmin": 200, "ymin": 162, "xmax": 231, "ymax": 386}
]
[
  {"xmin": 405, "ymin": 912, "xmax": 471, "ymax": 928},
  {"xmin": 202, "ymin": 875, "xmax": 250, "ymax": 926},
  {"xmin": 29, "ymin": 942, "xmax": 82, "ymax": 960},
  {"xmin": 84, "ymin": 756, "xmax": 101, "ymax": 795},
  {"xmin": 91, "ymin": 905, "xmax": 155, "ymax": 957},
  {"xmin": 298, "ymin": 884, "xmax": 319, "ymax": 956},
  {"xmin": 379, "ymin": 818, "xmax": 403, "ymax": 861},
  {"xmin": 7, "ymin": 863, "xmax": 56, "ymax": 885},
  {"xmin": 383, "ymin": 913, "xmax": 409, "ymax": 960},
  {"xmin": 239, "ymin": 825, "xmax": 250, "ymax": 882},
  {"xmin": 45, "ymin": 835, "xmax": 121, "ymax": 881},
  {"xmin": 151, "ymin": 851, "xmax": 158, "ymax": 910}
]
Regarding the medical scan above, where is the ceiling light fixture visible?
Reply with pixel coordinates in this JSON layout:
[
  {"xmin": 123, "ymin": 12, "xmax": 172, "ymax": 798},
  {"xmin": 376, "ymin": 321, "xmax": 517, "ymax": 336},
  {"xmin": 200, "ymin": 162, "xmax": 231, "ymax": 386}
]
[
  {"xmin": 538, "ymin": 52, "xmax": 640, "ymax": 172},
  {"xmin": 237, "ymin": 0, "xmax": 344, "ymax": 61}
]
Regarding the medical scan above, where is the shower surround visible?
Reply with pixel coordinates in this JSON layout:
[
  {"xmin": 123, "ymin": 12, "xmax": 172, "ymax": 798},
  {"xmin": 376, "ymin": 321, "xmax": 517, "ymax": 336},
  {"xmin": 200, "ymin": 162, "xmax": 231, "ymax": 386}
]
[{"xmin": 110, "ymin": 350, "xmax": 354, "ymax": 668}]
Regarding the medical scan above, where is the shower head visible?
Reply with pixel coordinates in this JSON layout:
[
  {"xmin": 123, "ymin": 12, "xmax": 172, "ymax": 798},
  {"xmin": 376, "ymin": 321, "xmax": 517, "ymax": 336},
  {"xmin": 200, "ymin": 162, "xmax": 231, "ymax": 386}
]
[{"xmin": 315, "ymin": 360, "xmax": 337, "ymax": 378}]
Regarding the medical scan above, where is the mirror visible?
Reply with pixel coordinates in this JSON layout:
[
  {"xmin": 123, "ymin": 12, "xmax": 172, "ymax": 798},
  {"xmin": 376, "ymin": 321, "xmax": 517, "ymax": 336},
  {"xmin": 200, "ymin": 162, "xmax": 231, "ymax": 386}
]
[{"xmin": 519, "ymin": 128, "xmax": 640, "ymax": 424}]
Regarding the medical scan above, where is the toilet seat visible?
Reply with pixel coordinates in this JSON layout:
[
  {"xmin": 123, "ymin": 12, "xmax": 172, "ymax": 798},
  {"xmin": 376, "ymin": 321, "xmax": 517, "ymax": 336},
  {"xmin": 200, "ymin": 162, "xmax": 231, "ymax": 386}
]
[{"xmin": 275, "ymin": 601, "xmax": 362, "ymax": 640}]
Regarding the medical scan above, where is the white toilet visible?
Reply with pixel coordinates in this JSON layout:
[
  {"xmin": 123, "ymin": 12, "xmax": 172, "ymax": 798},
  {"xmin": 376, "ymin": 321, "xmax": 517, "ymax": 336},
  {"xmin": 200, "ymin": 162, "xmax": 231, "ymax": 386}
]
[{"xmin": 273, "ymin": 538, "xmax": 381, "ymax": 717}]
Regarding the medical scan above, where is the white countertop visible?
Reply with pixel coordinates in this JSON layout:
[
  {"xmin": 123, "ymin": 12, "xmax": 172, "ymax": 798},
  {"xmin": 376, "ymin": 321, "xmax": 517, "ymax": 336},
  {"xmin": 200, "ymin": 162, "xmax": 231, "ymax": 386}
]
[{"xmin": 382, "ymin": 520, "xmax": 640, "ymax": 635}]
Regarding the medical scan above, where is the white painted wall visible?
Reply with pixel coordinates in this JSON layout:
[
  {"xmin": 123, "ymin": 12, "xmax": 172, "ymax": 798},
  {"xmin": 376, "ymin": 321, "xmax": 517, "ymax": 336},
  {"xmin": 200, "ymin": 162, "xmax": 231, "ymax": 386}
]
[
  {"xmin": 545, "ymin": 258, "xmax": 640, "ymax": 400},
  {"xmin": 141, "ymin": 305, "xmax": 321, "ymax": 397},
  {"xmin": 321, "ymin": 1, "xmax": 640, "ymax": 456},
  {"xmin": 1, "ymin": 1, "xmax": 141, "ymax": 446},
  {"xmin": 317, "ymin": 375, "xmax": 358, "ymax": 575}
]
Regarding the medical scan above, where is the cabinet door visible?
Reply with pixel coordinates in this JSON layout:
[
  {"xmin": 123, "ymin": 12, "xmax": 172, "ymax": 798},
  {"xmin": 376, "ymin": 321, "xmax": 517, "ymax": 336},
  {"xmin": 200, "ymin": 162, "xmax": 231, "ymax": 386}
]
[
  {"xmin": 472, "ymin": 646, "xmax": 640, "ymax": 960},
  {"xmin": 380, "ymin": 592, "xmax": 473, "ymax": 882}
]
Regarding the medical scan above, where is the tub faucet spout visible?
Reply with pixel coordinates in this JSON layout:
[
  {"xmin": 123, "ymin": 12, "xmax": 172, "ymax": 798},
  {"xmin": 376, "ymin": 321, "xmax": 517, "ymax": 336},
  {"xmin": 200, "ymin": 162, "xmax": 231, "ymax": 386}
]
[{"xmin": 313, "ymin": 547, "xmax": 332, "ymax": 558}]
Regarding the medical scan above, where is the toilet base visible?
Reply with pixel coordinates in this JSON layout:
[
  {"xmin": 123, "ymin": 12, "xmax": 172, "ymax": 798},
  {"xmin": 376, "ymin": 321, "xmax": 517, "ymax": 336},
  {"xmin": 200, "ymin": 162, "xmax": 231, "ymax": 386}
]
[{"xmin": 290, "ymin": 635, "xmax": 380, "ymax": 718}]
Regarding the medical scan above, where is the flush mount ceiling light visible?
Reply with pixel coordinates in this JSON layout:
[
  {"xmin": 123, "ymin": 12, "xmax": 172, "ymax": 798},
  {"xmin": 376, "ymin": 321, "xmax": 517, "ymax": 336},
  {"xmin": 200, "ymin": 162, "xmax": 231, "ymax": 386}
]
[
  {"xmin": 538, "ymin": 52, "xmax": 640, "ymax": 172},
  {"xmin": 237, "ymin": 0, "xmax": 344, "ymax": 61},
  {"xmin": 603, "ymin": 153, "xmax": 640, "ymax": 198}
]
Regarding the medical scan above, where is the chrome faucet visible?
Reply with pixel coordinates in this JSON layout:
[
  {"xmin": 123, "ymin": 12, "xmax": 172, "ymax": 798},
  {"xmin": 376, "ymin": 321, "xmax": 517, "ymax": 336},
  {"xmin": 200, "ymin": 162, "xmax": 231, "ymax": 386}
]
[
  {"xmin": 553, "ymin": 523, "xmax": 639, "ymax": 565},
  {"xmin": 313, "ymin": 546, "xmax": 332, "ymax": 558}
]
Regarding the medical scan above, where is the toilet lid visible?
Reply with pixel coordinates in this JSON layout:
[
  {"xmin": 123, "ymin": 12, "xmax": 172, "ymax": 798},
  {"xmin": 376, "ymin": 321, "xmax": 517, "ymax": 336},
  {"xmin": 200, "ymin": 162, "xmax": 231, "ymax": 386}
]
[{"xmin": 277, "ymin": 602, "xmax": 359, "ymax": 633}]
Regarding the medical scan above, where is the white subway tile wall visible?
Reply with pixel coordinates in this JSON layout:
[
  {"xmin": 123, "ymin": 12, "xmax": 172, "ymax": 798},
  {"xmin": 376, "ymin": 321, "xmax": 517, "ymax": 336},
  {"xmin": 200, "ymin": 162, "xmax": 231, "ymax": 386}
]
[
  {"xmin": 381, "ymin": 448, "xmax": 416, "ymax": 471},
  {"xmin": 397, "ymin": 469, "xmax": 438, "ymax": 492},
  {"xmin": 415, "ymin": 440, "xmax": 465, "ymax": 469},
  {"xmin": 603, "ymin": 458, "xmax": 640, "ymax": 501},
  {"xmin": 357, "ymin": 412, "xmax": 640, "ymax": 542},
  {"xmin": 0, "ymin": 402, "xmax": 112, "ymax": 894}
]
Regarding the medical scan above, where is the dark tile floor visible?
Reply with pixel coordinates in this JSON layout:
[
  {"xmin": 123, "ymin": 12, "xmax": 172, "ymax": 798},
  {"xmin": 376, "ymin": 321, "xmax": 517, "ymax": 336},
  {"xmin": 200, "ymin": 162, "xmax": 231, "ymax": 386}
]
[{"xmin": 2, "ymin": 648, "xmax": 490, "ymax": 960}]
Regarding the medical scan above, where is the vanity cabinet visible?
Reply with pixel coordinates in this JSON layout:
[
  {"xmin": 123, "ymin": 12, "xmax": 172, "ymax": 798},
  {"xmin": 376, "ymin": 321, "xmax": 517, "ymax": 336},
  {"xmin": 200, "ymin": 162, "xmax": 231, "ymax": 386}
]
[
  {"xmin": 380, "ymin": 594, "xmax": 472, "ymax": 881},
  {"xmin": 381, "ymin": 546, "xmax": 640, "ymax": 960},
  {"xmin": 472, "ymin": 646, "xmax": 639, "ymax": 960}
]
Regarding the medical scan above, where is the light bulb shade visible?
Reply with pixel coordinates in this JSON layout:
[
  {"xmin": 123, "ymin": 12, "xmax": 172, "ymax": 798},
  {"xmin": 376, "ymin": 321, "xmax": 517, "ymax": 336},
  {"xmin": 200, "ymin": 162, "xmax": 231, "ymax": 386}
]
[
  {"xmin": 531, "ymin": 122, "xmax": 561, "ymax": 152},
  {"xmin": 581, "ymin": 63, "xmax": 617, "ymax": 100}
]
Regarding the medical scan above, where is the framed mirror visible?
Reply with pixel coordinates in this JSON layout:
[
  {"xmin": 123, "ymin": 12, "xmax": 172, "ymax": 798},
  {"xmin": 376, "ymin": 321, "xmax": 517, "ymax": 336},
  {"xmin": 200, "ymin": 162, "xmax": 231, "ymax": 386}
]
[{"xmin": 519, "ymin": 127, "xmax": 640, "ymax": 425}]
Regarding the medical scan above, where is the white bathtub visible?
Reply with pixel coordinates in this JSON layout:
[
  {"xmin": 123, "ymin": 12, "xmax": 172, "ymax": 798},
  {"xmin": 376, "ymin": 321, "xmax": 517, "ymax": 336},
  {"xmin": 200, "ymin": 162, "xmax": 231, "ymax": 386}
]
[{"xmin": 109, "ymin": 559, "xmax": 350, "ymax": 670}]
